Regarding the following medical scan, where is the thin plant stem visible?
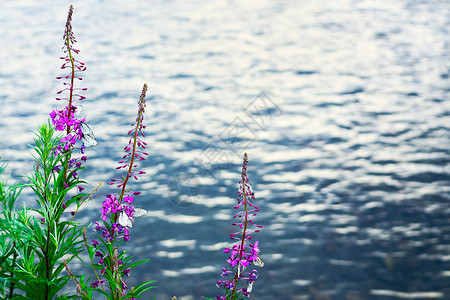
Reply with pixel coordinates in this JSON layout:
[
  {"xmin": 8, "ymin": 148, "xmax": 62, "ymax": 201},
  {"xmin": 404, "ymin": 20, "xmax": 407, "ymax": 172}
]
[
  {"xmin": 63, "ymin": 5, "xmax": 76, "ymax": 184},
  {"xmin": 61, "ymin": 181, "xmax": 102, "ymax": 237},
  {"xmin": 230, "ymin": 169, "xmax": 248, "ymax": 299},
  {"xmin": 82, "ymin": 229, "xmax": 106, "ymax": 294},
  {"xmin": 44, "ymin": 224, "xmax": 51, "ymax": 300},
  {"xmin": 8, "ymin": 243, "xmax": 17, "ymax": 298},
  {"xmin": 64, "ymin": 259, "xmax": 89, "ymax": 299}
]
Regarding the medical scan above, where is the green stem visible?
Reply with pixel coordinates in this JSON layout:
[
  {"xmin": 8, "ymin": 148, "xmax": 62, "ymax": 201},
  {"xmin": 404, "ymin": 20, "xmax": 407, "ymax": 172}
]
[
  {"xmin": 8, "ymin": 243, "xmax": 17, "ymax": 299},
  {"xmin": 44, "ymin": 224, "xmax": 51, "ymax": 300}
]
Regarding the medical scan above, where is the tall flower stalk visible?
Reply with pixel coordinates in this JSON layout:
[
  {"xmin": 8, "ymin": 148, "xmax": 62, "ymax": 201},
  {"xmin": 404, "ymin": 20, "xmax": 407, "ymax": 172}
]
[
  {"xmin": 49, "ymin": 5, "xmax": 92, "ymax": 186},
  {"xmin": 75, "ymin": 84, "xmax": 155, "ymax": 299},
  {"xmin": 213, "ymin": 153, "xmax": 263, "ymax": 300}
]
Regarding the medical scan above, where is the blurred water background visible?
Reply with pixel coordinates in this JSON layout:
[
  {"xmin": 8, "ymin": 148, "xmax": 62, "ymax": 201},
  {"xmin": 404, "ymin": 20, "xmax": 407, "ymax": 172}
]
[{"xmin": 1, "ymin": 0, "xmax": 450, "ymax": 299}]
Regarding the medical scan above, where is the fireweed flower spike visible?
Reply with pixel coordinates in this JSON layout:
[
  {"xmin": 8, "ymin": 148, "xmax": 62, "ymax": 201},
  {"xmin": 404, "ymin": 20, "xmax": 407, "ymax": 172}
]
[
  {"xmin": 86, "ymin": 84, "xmax": 154, "ymax": 298},
  {"xmin": 50, "ymin": 5, "xmax": 90, "ymax": 156},
  {"xmin": 216, "ymin": 153, "xmax": 263, "ymax": 299},
  {"xmin": 107, "ymin": 83, "xmax": 149, "ymax": 232}
]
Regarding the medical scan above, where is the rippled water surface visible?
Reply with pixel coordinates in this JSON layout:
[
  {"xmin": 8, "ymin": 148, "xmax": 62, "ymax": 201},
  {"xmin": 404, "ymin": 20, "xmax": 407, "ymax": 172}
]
[{"xmin": 1, "ymin": 0, "xmax": 450, "ymax": 299}]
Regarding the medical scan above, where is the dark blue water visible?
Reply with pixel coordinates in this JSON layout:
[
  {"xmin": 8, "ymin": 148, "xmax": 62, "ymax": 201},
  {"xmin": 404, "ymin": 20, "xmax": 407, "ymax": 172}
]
[{"xmin": 1, "ymin": 0, "xmax": 450, "ymax": 299}]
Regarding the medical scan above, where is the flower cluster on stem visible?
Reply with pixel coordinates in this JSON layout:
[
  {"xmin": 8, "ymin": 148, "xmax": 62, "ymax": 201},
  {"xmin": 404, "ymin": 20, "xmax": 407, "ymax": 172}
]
[
  {"xmin": 90, "ymin": 84, "xmax": 149, "ymax": 297},
  {"xmin": 49, "ymin": 5, "xmax": 89, "ymax": 156},
  {"xmin": 216, "ymin": 153, "xmax": 262, "ymax": 299}
]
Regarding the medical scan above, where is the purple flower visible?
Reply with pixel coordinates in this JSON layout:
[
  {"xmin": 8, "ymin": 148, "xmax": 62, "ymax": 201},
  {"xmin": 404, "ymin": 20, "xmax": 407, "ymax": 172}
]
[
  {"xmin": 124, "ymin": 195, "xmax": 134, "ymax": 205},
  {"xmin": 49, "ymin": 5, "xmax": 89, "ymax": 157},
  {"xmin": 123, "ymin": 268, "xmax": 131, "ymax": 277},
  {"xmin": 91, "ymin": 279, "xmax": 106, "ymax": 288},
  {"xmin": 220, "ymin": 267, "xmax": 232, "ymax": 277},
  {"xmin": 216, "ymin": 153, "xmax": 262, "ymax": 299},
  {"xmin": 123, "ymin": 227, "xmax": 130, "ymax": 241}
]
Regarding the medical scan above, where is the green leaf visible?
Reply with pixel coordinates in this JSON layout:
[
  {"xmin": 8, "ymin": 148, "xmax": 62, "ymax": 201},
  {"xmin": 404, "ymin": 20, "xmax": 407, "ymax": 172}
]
[{"xmin": 125, "ymin": 258, "xmax": 150, "ymax": 270}]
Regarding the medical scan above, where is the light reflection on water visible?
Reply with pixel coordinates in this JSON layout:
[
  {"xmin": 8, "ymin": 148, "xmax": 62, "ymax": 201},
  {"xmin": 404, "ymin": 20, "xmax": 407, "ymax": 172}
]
[{"xmin": 1, "ymin": 0, "xmax": 450, "ymax": 299}]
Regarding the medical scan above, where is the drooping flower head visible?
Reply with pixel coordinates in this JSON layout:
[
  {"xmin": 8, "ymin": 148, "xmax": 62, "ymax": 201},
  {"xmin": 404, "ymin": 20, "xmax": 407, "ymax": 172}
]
[{"xmin": 216, "ymin": 153, "xmax": 263, "ymax": 299}]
